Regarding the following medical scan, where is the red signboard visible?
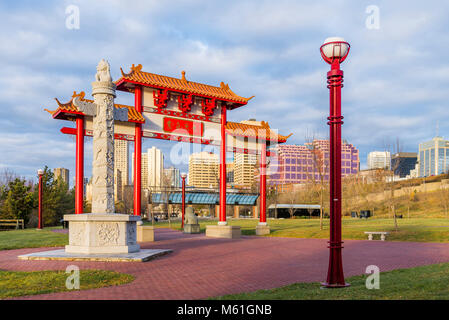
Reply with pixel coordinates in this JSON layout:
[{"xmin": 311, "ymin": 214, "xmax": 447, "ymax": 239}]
[{"xmin": 163, "ymin": 117, "xmax": 204, "ymax": 137}]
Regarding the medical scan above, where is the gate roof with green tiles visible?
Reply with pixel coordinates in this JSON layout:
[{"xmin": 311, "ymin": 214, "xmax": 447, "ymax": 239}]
[{"xmin": 151, "ymin": 192, "xmax": 259, "ymax": 205}]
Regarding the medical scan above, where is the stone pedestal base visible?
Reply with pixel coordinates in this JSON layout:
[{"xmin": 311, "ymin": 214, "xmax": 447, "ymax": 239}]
[
  {"xmin": 205, "ymin": 225, "xmax": 241, "ymax": 239},
  {"xmin": 256, "ymin": 224, "xmax": 270, "ymax": 236},
  {"xmin": 137, "ymin": 225, "xmax": 155, "ymax": 242},
  {"xmin": 184, "ymin": 224, "xmax": 200, "ymax": 234},
  {"xmin": 64, "ymin": 213, "xmax": 140, "ymax": 254},
  {"xmin": 18, "ymin": 248, "xmax": 172, "ymax": 263}
]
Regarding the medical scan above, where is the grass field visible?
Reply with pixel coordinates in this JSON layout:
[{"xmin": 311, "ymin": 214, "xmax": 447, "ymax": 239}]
[
  {"xmin": 147, "ymin": 217, "xmax": 449, "ymax": 242},
  {"xmin": 0, "ymin": 227, "xmax": 68, "ymax": 250},
  {"xmin": 214, "ymin": 262, "xmax": 449, "ymax": 300},
  {"xmin": 0, "ymin": 217, "xmax": 448, "ymax": 251},
  {"xmin": 0, "ymin": 269, "xmax": 134, "ymax": 299}
]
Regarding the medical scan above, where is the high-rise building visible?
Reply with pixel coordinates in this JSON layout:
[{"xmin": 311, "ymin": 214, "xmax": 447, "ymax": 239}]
[
  {"xmin": 188, "ymin": 152, "xmax": 219, "ymax": 188},
  {"xmin": 391, "ymin": 152, "xmax": 418, "ymax": 178},
  {"xmin": 132, "ymin": 152, "xmax": 149, "ymax": 190},
  {"xmin": 148, "ymin": 147, "xmax": 164, "ymax": 190},
  {"xmin": 268, "ymin": 140, "xmax": 359, "ymax": 185},
  {"xmin": 418, "ymin": 136, "xmax": 449, "ymax": 177},
  {"xmin": 164, "ymin": 166, "xmax": 180, "ymax": 188},
  {"xmin": 114, "ymin": 169, "xmax": 122, "ymax": 201},
  {"xmin": 226, "ymin": 162, "xmax": 234, "ymax": 184},
  {"xmin": 142, "ymin": 153, "xmax": 149, "ymax": 190},
  {"xmin": 367, "ymin": 151, "xmax": 391, "ymax": 170},
  {"xmin": 114, "ymin": 140, "xmax": 129, "ymax": 186},
  {"xmin": 234, "ymin": 153, "xmax": 257, "ymax": 187},
  {"xmin": 54, "ymin": 168, "xmax": 69, "ymax": 185},
  {"xmin": 132, "ymin": 147, "xmax": 164, "ymax": 190}
]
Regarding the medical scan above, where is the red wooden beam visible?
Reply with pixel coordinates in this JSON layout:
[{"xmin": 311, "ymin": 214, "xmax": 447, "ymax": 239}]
[{"xmin": 61, "ymin": 127, "xmax": 274, "ymax": 156}]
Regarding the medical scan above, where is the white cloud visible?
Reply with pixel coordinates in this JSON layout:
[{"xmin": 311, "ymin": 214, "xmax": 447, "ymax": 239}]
[{"xmin": 1, "ymin": 0, "xmax": 449, "ymax": 175}]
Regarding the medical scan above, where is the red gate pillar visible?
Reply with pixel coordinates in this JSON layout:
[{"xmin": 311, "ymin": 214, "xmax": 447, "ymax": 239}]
[
  {"xmin": 134, "ymin": 85, "xmax": 143, "ymax": 216},
  {"xmin": 75, "ymin": 117, "xmax": 84, "ymax": 214},
  {"xmin": 259, "ymin": 142, "xmax": 267, "ymax": 224},
  {"xmin": 219, "ymin": 105, "xmax": 227, "ymax": 225}
]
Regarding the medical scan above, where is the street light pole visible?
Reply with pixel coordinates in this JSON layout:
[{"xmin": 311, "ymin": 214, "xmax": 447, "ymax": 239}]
[
  {"xmin": 37, "ymin": 169, "xmax": 43, "ymax": 230},
  {"xmin": 320, "ymin": 37, "xmax": 351, "ymax": 288},
  {"xmin": 181, "ymin": 173, "xmax": 187, "ymax": 229}
]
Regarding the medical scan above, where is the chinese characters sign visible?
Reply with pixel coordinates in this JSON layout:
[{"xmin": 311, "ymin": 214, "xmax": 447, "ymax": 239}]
[{"xmin": 163, "ymin": 117, "xmax": 204, "ymax": 137}]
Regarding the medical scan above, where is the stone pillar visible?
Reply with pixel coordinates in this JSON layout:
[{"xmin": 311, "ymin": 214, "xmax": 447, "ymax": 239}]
[
  {"xmin": 209, "ymin": 205, "xmax": 214, "ymax": 217},
  {"xmin": 233, "ymin": 205, "xmax": 240, "ymax": 218},
  {"xmin": 252, "ymin": 206, "xmax": 258, "ymax": 218},
  {"xmin": 65, "ymin": 59, "xmax": 141, "ymax": 255},
  {"xmin": 91, "ymin": 59, "xmax": 116, "ymax": 214},
  {"xmin": 215, "ymin": 205, "xmax": 220, "ymax": 218}
]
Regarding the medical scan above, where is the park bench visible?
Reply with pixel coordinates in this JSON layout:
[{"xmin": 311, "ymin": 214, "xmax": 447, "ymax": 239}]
[
  {"xmin": 0, "ymin": 219, "xmax": 24, "ymax": 230},
  {"xmin": 364, "ymin": 231, "xmax": 389, "ymax": 241}
]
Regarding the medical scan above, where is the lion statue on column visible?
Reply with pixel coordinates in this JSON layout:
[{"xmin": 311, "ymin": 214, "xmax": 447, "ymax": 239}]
[
  {"xmin": 184, "ymin": 207, "xmax": 198, "ymax": 225},
  {"xmin": 95, "ymin": 59, "xmax": 113, "ymax": 83}
]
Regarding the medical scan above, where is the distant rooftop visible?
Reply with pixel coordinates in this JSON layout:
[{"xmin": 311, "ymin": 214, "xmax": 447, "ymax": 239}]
[{"xmin": 393, "ymin": 152, "xmax": 418, "ymax": 158}]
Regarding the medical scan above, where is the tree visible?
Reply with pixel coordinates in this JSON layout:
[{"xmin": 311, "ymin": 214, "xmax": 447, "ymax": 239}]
[
  {"xmin": 0, "ymin": 168, "xmax": 18, "ymax": 186},
  {"xmin": 160, "ymin": 171, "xmax": 176, "ymax": 226},
  {"xmin": 278, "ymin": 190, "xmax": 297, "ymax": 218},
  {"xmin": 389, "ymin": 138, "xmax": 402, "ymax": 231},
  {"xmin": 0, "ymin": 168, "xmax": 19, "ymax": 212},
  {"xmin": 304, "ymin": 137, "xmax": 329, "ymax": 230},
  {"xmin": 1, "ymin": 178, "xmax": 34, "ymax": 224},
  {"xmin": 403, "ymin": 179, "xmax": 415, "ymax": 219},
  {"xmin": 381, "ymin": 137, "xmax": 402, "ymax": 231},
  {"xmin": 439, "ymin": 181, "xmax": 449, "ymax": 218},
  {"xmin": 267, "ymin": 184, "xmax": 279, "ymax": 219},
  {"xmin": 34, "ymin": 166, "xmax": 74, "ymax": 226},
  {"xmin": 121, "ymin": 185, "xmax": 134, "ymax": 215}
]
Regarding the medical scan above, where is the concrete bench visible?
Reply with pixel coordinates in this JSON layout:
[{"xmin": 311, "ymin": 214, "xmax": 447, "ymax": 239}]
[{"xmin": 364, "ymin": 231, "xmax": 389, "ymax": 241}]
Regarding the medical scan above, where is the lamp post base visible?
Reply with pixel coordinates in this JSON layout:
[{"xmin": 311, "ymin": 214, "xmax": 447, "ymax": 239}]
[{"xmin": 320, "ymin": 282, "xmax": 351, "ymax": 289}]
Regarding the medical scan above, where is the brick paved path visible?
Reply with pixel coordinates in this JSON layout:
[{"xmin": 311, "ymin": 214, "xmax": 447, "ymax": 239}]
[{"xmin": 2, "ymin": 228, "xmax": 449, "ymax": 300}]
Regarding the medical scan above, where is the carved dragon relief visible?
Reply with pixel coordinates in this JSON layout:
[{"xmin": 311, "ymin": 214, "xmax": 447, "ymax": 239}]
[{"xmin": 97, "ymin": 223, "xmax": 120, "ymax": 245}]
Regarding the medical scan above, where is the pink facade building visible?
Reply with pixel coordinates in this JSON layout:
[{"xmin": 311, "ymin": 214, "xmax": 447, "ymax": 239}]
[{"xmin": 268, "ymin": 140, "xmax": 359, "ymax": 185}]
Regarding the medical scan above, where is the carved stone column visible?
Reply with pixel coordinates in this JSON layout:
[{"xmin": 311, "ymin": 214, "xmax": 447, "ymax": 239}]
[
  {"xmin": 65, "ymin": 59, "xmax": 141, "ymax": 254},
  {"xmin": 91, "ymin": 61, "xmax": 116, "ymax": 214}
]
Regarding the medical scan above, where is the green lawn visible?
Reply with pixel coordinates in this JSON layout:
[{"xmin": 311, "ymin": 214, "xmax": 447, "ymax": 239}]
[
  {"xmin": 0, "ymin": 269, "xmax": 134, "ymax": 299},
  {"xmin": 147, "ymin": 217, "xmax": 449, "ymax": 242},
  {"xmin": 0, "ymin": 218, "xmax": 448, "ymax": 251},
  {"xmin": 214, "ymin": 262, "xmax": 449, "ymax": 300},
  {"xmin": 0, "ymin": 227, "xmax": 68, "ymax": 250}
]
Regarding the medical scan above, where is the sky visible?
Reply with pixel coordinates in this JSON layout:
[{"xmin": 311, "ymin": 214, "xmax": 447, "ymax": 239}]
[{"xmin": 1, "ymin": 0, "xmax": 449, "ymax": 185}]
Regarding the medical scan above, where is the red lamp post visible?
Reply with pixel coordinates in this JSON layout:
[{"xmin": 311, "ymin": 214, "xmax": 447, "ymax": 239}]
[
  {"xmin": 259, "ymin": 142, "xmax": 267, "ymax": 225},
  {"xmin": 181, "ymin": 173, "xmax": 187, "ymax": 229},
  {"xmin": 37, "ymin": 169, "xmax": 43, "ymax": 230},
  {"xmin": 320, "ymin": 37, "xmax": 351, "ymax": 288}
]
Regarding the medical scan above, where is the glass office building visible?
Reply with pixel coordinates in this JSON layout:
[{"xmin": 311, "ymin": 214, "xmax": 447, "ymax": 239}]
[
  {"xmin": 268, "ymin": 140, "xmax": 360, "ymax": 185},
  {"xmin": 418, "ymin": 137, "xmax": 449, "ymax": 177},
  {"xmin": 391, "ymin": 152, "xmax": 417, "ymax": 178}
]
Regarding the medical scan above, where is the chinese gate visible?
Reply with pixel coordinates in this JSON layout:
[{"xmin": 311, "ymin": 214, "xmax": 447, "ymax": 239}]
[{"xmin": 45, "ymin": 63, "xmax": 290, "ymax": 231}]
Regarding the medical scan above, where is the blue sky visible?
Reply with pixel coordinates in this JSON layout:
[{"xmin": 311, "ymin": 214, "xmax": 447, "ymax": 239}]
[{"xmin": 1, "ymin": 0, "xmax": 449, "ymax": 185}]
